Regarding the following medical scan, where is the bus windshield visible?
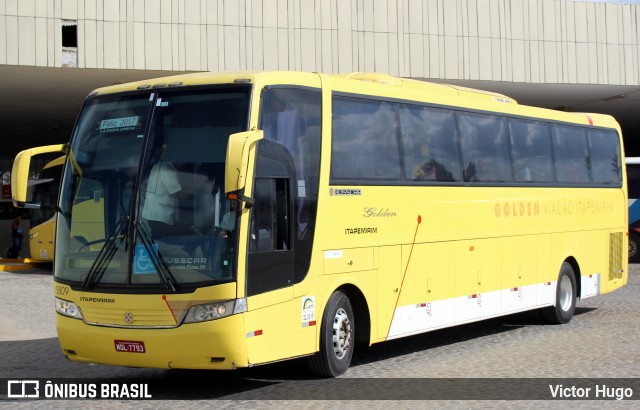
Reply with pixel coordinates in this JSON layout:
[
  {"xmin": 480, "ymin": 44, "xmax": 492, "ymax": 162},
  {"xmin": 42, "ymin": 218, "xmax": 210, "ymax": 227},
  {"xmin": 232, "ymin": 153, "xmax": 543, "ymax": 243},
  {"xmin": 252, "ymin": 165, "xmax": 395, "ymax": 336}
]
[{"xmin": 54, "ymin": 86, "xmax": 250, "ymax": 291}]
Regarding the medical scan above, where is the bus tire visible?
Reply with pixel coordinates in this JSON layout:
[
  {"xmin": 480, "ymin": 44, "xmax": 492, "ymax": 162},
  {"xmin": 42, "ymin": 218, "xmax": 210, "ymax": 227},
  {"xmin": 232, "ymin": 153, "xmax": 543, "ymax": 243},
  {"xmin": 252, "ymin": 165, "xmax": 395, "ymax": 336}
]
[
  {"xmin": 629, "ymin": 231, "xmax": 640, "ymax": 264},
  {"xmin": 542, "ymin": 262, "xmax": 577, "ymax": 324},
  {"xmin": 308, "ymin": 290, "xmax": 354, "ymax": 377}
]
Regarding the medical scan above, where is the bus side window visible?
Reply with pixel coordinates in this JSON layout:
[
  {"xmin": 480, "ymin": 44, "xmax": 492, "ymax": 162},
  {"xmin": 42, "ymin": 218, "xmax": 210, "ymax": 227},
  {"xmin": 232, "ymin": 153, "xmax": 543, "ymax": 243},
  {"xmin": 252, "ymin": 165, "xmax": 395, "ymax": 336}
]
[
  {"xmin": 589, "ymin": 129, "xmax": 621, "ymax": 184},
  {"xmin": 508, "ymin": 119, "xmax": 554, "ymax": 183},
  {"xmin": 552, "ymin": 124, "xmax": 591, "ymax": 183},
  {"xmin": 458, "ymin": 112, "xmax": 512, "ymax": 183}
]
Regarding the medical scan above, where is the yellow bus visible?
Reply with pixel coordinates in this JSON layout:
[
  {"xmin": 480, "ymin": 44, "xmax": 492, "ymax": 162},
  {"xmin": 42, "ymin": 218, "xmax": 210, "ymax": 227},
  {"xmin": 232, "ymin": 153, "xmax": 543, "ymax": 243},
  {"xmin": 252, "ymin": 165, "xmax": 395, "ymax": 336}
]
[
  {"xmin": 12, "ymin": 71, "xmax": 627, "ymax": 377},
  {"xmin": 23, "ymin": 155, "xmax": 104, "ymax": 261},
  {"xmin": 27, "ymin": 155, "xmax": 65, "ymax": 261}
]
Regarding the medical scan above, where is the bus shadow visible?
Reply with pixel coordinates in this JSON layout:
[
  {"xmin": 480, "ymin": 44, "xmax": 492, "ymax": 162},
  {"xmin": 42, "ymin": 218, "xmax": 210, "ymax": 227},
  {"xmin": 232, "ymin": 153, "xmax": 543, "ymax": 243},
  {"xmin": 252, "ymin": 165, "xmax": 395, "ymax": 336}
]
[{"xmin": 350, "ymin": 306, "xmax": 597, "ymax": 368}]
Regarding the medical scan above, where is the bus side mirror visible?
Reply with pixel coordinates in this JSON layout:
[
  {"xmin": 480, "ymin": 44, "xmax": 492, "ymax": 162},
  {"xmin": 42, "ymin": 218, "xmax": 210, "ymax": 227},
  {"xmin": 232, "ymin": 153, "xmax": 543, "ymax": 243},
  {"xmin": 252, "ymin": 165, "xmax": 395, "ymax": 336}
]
[
  {"xmin": 225, "ymin": 130, "xmax": 263, "ymax": 194},
  {"xmin": 12, "ymin": 144, "xmax": 66, "ymax": 208}
]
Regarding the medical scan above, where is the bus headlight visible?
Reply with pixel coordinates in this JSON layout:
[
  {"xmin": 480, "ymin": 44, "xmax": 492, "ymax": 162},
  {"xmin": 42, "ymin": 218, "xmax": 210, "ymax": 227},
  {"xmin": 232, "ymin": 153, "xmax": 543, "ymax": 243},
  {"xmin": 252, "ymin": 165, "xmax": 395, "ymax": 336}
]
[
  {"xmin": 55, "ymin": 298, "xmax": 84, "ymax": 320},
  {"xmin": 183, "ymin": 298, "xmax": 247, "ymax": 323}
]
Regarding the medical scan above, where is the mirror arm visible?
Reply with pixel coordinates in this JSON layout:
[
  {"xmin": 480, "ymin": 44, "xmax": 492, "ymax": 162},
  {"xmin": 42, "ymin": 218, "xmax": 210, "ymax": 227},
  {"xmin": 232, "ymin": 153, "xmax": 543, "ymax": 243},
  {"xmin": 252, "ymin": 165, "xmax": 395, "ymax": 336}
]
[{"xmin": 226, "ymin": 190, "xmax": 254, "ymax": 208}]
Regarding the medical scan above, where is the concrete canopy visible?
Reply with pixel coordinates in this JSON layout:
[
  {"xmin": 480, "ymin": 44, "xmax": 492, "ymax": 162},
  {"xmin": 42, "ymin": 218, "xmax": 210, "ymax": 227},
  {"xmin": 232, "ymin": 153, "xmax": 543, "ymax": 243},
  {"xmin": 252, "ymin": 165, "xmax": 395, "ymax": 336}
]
[{"xmin": 1, "ymin": 65, "xmax": 639, "ymax": 160}]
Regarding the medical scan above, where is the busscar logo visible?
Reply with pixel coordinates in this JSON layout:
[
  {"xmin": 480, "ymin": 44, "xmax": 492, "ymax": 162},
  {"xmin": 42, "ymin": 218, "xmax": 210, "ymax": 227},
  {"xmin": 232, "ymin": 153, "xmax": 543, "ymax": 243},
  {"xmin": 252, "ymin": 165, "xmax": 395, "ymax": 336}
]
[
  {"xmin": 7, "ymin": 380, "xmax": 40, "ymax": 398},
  {"xmin": 124, "ymin": 311, "xmax": 134, "ymax": 324}
]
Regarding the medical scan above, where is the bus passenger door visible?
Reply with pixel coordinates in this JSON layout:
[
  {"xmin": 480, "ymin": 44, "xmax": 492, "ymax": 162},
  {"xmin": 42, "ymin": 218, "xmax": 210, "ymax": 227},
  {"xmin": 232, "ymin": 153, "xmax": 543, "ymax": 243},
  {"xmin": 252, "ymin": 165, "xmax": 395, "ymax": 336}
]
[
  {"xmin": 247, "ymin": 177, "xmax": 294, "ymax": 295},
  {"xmin": 243, "ymin": 141, "xmax": 300, "ymax": 364}
]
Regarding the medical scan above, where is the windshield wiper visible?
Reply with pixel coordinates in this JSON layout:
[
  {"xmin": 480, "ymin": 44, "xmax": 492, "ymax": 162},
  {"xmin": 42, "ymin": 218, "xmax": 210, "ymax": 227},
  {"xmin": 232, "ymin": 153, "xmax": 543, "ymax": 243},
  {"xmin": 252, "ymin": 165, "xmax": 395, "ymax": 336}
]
[
  {"xmin": 136, "ymin": 221, "xmax": 177, "ymax": 292},
  {"xmin": 81, "ymin": 215, "xmax": 129, "ymax": 289}
]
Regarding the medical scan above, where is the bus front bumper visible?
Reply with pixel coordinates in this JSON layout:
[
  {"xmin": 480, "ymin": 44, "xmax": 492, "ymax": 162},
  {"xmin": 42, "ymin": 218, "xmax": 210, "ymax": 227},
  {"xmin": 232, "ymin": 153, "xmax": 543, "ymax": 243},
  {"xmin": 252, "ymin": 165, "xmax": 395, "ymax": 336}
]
[{"xmin": 57, "ymin": 313, "xmax": 249, "ymax": 370}]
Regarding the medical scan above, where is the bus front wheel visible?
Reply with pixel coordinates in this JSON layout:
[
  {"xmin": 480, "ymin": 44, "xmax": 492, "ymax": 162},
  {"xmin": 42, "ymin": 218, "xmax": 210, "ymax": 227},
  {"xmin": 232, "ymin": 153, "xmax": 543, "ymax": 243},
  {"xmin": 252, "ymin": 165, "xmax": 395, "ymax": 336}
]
[
  {"xmin": 542, "ymin": 262, "xmax": 577, "ymax": 324},
  {"xmin": 308, "ymin": 290, "xmax": 354, "ymax": 377}
]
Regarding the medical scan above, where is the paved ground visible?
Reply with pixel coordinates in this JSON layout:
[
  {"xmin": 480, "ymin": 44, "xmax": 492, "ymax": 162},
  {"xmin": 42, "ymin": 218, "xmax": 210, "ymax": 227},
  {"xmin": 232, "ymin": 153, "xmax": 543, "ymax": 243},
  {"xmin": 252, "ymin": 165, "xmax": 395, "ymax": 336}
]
[{"xmin": 0, "ymin": 263, "xmax": 638, "ymax": 408}]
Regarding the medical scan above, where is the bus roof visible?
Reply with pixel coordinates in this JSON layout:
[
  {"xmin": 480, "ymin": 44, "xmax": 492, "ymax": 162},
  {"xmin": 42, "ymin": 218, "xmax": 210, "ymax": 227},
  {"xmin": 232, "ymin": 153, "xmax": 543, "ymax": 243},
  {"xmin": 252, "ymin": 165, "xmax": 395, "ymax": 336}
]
[
  {"xmin": 334, "ymin": 72, "xmax": 518, "ymax": 104},
  {"xmin": 88, "ymin": 71, "xmax": 621, "ymax": 131},
  {"xmin": 90, "ymin": 70, "xmax": 516, "ymax": 103}
]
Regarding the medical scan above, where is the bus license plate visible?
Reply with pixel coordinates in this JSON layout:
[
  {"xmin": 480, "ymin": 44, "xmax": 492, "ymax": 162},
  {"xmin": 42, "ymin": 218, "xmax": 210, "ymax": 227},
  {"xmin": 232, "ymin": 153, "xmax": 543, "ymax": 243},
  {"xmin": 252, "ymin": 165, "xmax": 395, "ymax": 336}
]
[{"xmin": 114, "ymin": 340, "xmax": 146, "ymax": 353}]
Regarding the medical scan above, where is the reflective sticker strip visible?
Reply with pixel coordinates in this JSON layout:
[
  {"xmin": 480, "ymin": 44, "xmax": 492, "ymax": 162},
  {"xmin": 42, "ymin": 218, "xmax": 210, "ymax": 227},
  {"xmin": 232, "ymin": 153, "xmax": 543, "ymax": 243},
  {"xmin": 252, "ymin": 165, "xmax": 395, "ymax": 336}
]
[
  {"xmin": 246, "ymin": 330, "xmax": 263, "ymax": 338},
  {"xmin": 302, "ymin": 321, "xmax": 317, "ymax": 327},
  {"xmin": 414, "ymin": 302, "xmax": 432, "ymax": 317},
  {"xmin": 587, "ymin": 115, "xmax": 593, "ymax": 126}
]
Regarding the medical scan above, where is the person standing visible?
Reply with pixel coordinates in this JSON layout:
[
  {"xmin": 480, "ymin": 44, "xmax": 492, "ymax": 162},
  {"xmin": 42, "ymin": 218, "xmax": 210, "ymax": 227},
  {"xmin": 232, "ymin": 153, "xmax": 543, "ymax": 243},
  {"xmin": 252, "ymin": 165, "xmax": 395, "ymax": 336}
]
[
  {"xmin": 11, "ymin": 214, "xmax": 24, "ymax": 258},
  {"xmin": 142, "ymin": 161, "xmax": 183, "ymax": 238}
]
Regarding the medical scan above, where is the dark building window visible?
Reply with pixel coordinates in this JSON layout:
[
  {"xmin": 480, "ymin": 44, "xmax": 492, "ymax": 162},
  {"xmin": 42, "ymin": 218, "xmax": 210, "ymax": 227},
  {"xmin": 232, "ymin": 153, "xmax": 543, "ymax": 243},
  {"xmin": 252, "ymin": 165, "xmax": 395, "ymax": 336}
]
[{"xmin": 62, "ymin": 21, "xmax": 78, "ymax": 48}]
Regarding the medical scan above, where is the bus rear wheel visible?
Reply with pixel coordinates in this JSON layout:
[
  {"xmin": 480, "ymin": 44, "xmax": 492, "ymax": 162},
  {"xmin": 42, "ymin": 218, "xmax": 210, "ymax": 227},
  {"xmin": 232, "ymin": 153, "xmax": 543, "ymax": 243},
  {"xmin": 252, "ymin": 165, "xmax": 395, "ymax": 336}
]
[
  {"xmin": 308, "ymin": 290, "xmax": 354, "ymax": 377},
  {"xmin": 542, "ymin": 262, "xmax": 577, "ymax": 324}
]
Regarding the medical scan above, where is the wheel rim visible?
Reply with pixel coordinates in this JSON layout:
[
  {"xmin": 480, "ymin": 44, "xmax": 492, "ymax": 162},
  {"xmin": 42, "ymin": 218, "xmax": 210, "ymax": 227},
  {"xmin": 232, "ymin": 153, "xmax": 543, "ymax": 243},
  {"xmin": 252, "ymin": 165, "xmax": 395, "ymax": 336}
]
[
  {"xmin": 332, "ymin": 307, "xmax": 352, "ymax": 360},
  {"xmin": 559, "ymin": 274, "xmax": 573, "ymax": 312}
]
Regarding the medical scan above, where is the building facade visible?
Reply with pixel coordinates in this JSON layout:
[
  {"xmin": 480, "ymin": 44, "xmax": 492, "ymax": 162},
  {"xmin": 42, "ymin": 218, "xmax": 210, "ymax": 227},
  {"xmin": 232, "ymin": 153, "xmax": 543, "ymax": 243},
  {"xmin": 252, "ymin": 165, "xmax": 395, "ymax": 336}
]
[{"xmin": 1, "ymin": 0, "xmax": 639, "ymax": 85}]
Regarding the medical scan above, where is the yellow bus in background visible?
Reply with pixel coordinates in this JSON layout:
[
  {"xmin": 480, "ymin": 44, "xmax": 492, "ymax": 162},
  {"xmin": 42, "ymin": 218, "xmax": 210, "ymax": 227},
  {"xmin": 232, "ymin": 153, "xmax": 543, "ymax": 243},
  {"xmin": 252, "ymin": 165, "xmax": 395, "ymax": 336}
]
[
  {"xmin": 23, "ymin": 154, "xmax": 105, "ymax": 261},
  {"xmin": 12, "ymin": 71, "xmax": 628, "ymax": 376},
  {"xmin": 28, "ymin": 156, "xmax": 65, "ymax": 261},
  {"xmin": 625, "ymin": 157, "xmax": 640, "ymax": 262}
]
